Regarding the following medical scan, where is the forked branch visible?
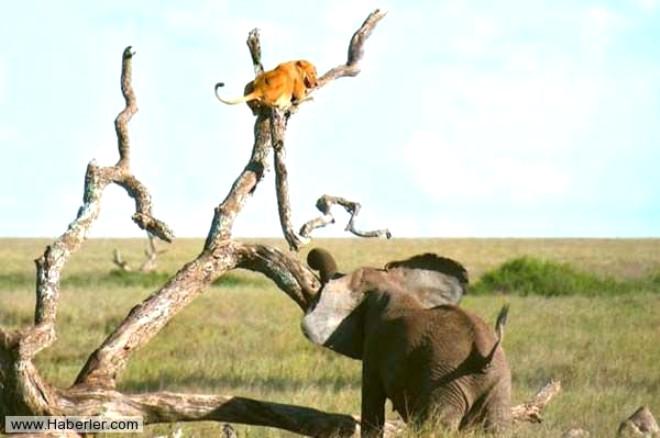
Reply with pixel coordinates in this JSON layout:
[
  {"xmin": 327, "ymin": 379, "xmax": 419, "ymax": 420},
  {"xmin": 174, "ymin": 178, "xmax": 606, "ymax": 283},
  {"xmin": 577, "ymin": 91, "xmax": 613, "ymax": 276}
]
[
  {"xmin": 0, "ymin": 44, "xmax": 174, "ymax": 423},
  {"xmin": 300, "ymin": 194, "xmax": 392, "ymax": 240},
  {"xmin": 246, "ymin": 28, "xmax": 264, "ymax": 75},
  {"xmin": 24, "ymin": 47, "xmax": 172, "ymax": 355},
  {"xmin": 112, "ymin": 234, "xmax": 166, "ymax": 272},
  {"xmin": 272, "ymin": 9, "xmax": 389, "ymax": 250},
  {"xmin": 318, "ymin": 9, "xmax": 387, "ymax": 86}
]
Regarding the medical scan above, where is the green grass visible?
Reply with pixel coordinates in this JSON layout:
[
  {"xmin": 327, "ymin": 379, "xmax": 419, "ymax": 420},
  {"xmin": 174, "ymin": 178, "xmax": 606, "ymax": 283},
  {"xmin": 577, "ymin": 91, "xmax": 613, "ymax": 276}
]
[
  {"xmin": 0, "ymin": 270, "xmax": 266, "ymax": 290},
  {"xmin": 473, "ymin": 256, "xmax": 660, "ymax": 296},
  {"xmin": 1, "ymin": 238, "xmax": 659, "ymax": 437}
]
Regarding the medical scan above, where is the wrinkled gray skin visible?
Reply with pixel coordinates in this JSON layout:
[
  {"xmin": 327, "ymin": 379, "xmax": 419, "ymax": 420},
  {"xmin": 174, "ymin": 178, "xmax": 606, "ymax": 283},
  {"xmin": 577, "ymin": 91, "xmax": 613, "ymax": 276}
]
[{"xmin": 302, "ymin": 248, "xmax": 511, "ymax": 437}]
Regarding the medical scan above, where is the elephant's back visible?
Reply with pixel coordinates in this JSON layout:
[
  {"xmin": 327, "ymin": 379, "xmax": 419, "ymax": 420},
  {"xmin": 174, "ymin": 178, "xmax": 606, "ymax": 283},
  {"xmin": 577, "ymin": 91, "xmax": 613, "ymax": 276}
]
[
  {"xmin": 424, "ymin": 306, "xmax": 512, "ymax": 428},
  {"xmin": 385, "ymin": 305, "xmax": 493, "ymax": 369},
  {"xmin": 423, "ymin": 305, "xmax": 498, "ymax": 360},
  {"xmin": 388, "ymin": 306, "xmax": 509, "ymax": 418}
]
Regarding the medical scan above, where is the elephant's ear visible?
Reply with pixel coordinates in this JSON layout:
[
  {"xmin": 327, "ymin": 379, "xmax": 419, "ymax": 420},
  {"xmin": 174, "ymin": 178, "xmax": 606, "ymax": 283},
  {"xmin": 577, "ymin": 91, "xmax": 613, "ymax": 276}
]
[
  {"xmin": 301, "ymin": 273, "xmax": 365, "ymax": 360},
  {"xmin": 385, "ymin": 253, "xmax": 468, "ymax": 307}
]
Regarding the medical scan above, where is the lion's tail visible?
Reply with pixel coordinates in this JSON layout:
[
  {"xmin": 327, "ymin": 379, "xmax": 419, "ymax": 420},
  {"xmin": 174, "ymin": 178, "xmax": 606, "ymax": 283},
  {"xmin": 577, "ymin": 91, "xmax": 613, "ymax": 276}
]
[{"xmin": 214, "ymin": 82, "xmax": 256, "ymax": 105}]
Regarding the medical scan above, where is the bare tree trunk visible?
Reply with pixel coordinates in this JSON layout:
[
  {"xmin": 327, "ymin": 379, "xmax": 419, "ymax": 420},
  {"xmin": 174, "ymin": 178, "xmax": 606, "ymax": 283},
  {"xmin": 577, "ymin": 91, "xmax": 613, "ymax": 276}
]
[{"xmin": 112, "ymin": 234, "xmax": 165, "ymax": 272}]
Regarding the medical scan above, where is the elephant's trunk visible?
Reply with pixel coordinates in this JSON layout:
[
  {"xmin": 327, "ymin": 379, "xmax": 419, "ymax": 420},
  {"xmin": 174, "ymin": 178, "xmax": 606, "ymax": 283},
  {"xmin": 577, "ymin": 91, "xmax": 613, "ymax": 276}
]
[{"xmin": 307, "ymin": 248, "xmax": 338, "ymax": 284}]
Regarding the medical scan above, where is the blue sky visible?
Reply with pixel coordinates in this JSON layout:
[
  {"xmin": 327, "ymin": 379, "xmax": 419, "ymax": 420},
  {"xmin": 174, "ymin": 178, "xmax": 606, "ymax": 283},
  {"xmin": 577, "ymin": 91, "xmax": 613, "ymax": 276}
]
[{"xmin": 1, "ymin": 0, "xmax": 659, "ymax": 238}]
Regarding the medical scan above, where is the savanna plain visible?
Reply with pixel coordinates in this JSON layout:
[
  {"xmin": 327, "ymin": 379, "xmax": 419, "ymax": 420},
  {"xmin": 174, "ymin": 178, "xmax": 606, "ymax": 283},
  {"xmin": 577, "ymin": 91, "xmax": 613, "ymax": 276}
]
[{"xmin": 0, "ymin": 237, "xmax": 658, "ymax": 437}]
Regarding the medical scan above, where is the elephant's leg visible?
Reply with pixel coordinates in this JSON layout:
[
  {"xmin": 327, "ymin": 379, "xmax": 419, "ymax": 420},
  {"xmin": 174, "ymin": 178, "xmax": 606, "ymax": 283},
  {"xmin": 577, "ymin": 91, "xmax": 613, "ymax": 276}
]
[
  {"xmin": 361, "ymin": 362, "xmax": 386, "ymax": 437},
  {"xmin": 432, "ymin": 404, "xmax": 463, "ymax": 431},
  {"xmin": 461, "ymin": 378, "xmax": 511, "ymax": 432},
  {"xmin": 425, "ymin": 387, "xmax": 467, "ymax": 432},
  {"xmin": 483, "ymin": 407, "xmax": 510, "ymax": 433},
  {"xmin": 482, "ymin": 381, "xmax": 512, "ymax": 432}
]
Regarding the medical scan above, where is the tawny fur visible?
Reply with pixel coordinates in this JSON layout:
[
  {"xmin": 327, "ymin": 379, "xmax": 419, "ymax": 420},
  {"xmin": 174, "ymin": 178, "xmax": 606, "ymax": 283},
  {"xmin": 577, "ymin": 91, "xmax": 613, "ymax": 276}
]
[{"xmin": 215, "ymin": 60, "xmax": 318, "ymax": 111}]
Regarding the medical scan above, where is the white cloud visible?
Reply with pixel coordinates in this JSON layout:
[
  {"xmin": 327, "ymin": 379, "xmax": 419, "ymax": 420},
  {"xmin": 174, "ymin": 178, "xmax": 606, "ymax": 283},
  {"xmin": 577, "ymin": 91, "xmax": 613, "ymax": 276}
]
[
  {"xmin": 633, "ymin": 0, "xmax": 658, "ymax": 11},
  {"xmin": 0, "ymin": 58, "xmax": 5, "ymax": 103},
  {"xmin": 0, "ymin": 125, "xmax": 18, "ymax": 144},
  {"xmin": 403, "ymin": 58, "xmax": 605, "ymax": 204},
  {"xmin": 581, "ymin": 6, "xmax": 627, "ymax": 55},
  {"xmin": 0, "ymin": 194, "xmax": 16, "ymax": 209},
  {"xmin": 448, "ymin": 15, "xmax": 501, "ymax": 58},
  {"xmin": 404, "ymin": 131, "xmax": 571, "ymax": 203}
]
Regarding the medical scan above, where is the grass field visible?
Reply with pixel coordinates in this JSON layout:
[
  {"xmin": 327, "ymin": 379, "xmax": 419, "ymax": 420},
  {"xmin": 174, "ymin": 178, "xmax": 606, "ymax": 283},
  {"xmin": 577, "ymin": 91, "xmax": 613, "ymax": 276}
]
[{"xmin": 1, "ymin": 237, "xmax": 659, "ymax": 437}]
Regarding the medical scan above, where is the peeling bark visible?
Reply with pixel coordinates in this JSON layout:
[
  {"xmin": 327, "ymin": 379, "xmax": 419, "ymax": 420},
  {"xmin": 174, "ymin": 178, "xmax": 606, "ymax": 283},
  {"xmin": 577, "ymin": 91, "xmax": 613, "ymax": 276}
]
[
  {"xmin": 317, "ymin": 10, "xmax": 387, "ymax": 86},
  {"xmin": 204, "ymin": 111, "xmax": 271, "ymax": 248},
  {"xmin": 618, "ymin": 406, "xmax": 659, "ymax": 437},
  {"xmin": 271, "ymin": 9, "xmax": 389, "ymax": 251},
  {"xmin": 300, "ymin": 194, "xmax": 392, "ymax": 240},
  {"xmin": 511, "ymin": 379, "xmax": 562, "ymax": 423},
  {"xmin": 56, "ymin": 388, "xmax": 357, "ymax": 437},
  {"xmin": 274, "ymin": 138, "xmax": 308, "ymax": 251},
  {"xmin": 116, "ymin": 46, "xmax": 136, "ymax": 168}
]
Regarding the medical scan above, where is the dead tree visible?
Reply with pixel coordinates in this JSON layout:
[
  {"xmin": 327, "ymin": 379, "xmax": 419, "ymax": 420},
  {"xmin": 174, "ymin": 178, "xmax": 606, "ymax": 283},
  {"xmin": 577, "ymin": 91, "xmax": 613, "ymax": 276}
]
[
  {"xmin": 0, "ymin": 10, "xmax": 557, "ymax": 436},
  {"xmin": 618, "ymin": 406, "xmax": 659, "ymax": 437},
  {"xmin": 112, "ymin": 233, "xmax": 167, "ymax": 273}
]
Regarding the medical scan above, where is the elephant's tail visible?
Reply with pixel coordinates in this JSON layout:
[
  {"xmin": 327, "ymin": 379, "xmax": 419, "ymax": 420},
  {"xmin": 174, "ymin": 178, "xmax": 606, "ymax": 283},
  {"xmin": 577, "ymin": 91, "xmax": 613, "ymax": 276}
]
[{"xmin": 482, "ymin": 304, "xmax": 509, "ymax": 368}]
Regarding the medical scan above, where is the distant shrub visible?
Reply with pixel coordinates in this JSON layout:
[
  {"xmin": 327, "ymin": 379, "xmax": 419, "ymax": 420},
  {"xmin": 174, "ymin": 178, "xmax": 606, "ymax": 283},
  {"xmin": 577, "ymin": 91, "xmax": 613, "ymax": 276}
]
[
  {"xmin": 472, "ymin": 256, "xmax": 658, "ymax": 296},
  {"xmin": 652, "ymin": 272, "xmax": 660, "ymax": 286}
]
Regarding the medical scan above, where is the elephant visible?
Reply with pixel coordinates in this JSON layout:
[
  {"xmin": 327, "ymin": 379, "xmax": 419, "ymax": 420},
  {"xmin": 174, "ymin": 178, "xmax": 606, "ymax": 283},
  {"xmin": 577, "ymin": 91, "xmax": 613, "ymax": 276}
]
[{"xmin": 301, "ymin": 248, "xmax": 511, "ymax": 436}]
